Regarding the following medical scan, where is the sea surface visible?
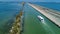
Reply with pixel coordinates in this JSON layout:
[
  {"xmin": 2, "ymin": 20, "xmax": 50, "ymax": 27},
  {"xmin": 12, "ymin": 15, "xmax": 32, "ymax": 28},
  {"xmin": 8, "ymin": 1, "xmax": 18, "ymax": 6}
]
[
  {"xmin": 22, "ymin": 3, "xmax": 60, "ymax": 34},
  {"xmin": 33, "ymin": 2, "xmax": 60, "ymax": 11},
  {"xmin": 0, "ymin": 2, "xmax": 21, "ymax": 34},
  {"xmin": 0, "ymin": 2, "xmax": 60, "ymax": 34}
]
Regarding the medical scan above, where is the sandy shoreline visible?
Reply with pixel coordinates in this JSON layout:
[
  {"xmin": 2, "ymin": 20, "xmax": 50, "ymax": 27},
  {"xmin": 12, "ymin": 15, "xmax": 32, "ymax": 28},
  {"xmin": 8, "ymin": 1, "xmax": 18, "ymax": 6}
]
[{"xmin": 28, "ymin": 3, "xmax": 60, "ymax": 27}]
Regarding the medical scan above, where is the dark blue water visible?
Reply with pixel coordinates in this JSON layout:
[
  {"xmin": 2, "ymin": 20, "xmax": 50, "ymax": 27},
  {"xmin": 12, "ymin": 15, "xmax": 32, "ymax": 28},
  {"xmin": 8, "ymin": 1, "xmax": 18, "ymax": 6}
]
[
  {"xmin": 0, "ymin": 2, "xmax": 21, "ymax": 34},
  {"xmin": 33, "ymin": 2, "xmax": 60, "ymax": 11}
]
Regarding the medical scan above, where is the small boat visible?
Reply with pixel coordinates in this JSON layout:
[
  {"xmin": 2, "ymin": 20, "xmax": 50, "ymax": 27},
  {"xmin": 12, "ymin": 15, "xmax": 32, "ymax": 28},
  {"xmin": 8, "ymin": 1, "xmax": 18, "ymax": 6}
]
[
  {"xmin": 38, "ymin": 16, "xmax": 44, "ymax": 20},
  {"xmin": 37, "ymin": 15, "xmax": 44, "ymax": 23}
]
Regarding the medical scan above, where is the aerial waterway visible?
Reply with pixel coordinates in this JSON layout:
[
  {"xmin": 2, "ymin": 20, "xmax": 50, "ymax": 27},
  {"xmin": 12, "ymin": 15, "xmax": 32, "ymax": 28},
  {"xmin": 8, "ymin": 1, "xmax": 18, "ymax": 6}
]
[
  {"xmin": 0, "ymin": 2, "xmax": 60, "ymax": 34},
  {"xmin": 22, "ymin": 3, "xmax": 60, "ymax": 34}
]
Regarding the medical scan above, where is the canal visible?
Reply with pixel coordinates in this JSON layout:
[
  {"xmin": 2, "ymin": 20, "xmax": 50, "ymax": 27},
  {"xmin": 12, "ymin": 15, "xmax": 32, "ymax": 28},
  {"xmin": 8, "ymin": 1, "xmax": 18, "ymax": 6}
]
[{"xmin": 22, "ymin": 3, "xmax": 60, "ymax": 34}]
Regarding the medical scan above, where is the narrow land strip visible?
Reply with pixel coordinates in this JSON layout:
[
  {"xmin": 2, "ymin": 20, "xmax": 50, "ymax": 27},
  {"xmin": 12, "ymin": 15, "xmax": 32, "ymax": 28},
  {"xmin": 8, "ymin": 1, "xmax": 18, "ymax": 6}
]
[{"xmin": 28, "ymin": 3, "xmax": 60, "ymax": 27}]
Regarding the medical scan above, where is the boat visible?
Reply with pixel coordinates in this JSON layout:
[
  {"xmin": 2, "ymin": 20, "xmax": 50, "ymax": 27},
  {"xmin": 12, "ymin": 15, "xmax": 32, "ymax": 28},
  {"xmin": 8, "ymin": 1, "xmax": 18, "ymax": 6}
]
[{"xmin": 37, "ymin": 15, "xmax": 45, "ymax": 23}]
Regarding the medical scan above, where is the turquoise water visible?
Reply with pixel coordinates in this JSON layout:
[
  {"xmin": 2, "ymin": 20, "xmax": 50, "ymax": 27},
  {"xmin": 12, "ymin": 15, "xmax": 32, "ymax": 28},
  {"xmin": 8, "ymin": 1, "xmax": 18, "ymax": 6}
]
[
  {"xmin": 33, "ymin": 2, "xmax": 60, "ymax": 11},
  {"xmin": 22, "ymin": 3, "xmax": 60, "ymax": 34},
  {"xmin": 0, "ymin": 2, "xmax": 21, "ymax": 34},
  {"xmin": 0, "ymin": 2, "xmax": 60, "ymax": 34}
]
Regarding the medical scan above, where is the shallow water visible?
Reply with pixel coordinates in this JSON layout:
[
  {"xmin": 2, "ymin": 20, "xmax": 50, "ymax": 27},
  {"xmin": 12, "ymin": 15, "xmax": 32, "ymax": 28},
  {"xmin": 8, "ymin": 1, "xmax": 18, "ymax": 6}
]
[
  {"xmin": 0, "ymin": 2, "xmax": 21, "ymax": 34},
  {"xmin": 22, "ymin": 3, "xmax": 60, "ymax": 34}
]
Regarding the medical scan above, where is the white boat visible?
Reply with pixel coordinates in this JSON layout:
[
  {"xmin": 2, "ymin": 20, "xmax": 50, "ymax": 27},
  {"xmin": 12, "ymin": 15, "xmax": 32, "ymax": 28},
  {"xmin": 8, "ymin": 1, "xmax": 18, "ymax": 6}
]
[{"xmin": 37, "ymin": 15, "xmax": 44, "ymax": 23}]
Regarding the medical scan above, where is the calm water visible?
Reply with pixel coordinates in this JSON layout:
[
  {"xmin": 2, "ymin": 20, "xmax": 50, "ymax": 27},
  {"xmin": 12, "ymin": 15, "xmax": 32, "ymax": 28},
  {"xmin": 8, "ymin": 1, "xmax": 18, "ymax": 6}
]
[
  {"xmin": 0, "ymin": 2, "xmax": 60, "ymax": 34},
  {"xmin": 0, "ymin": 2, "xmax": 21, "ymax": 34},
  {"xmin": 33, "ymin": 2, "xmax": 60, "ymax": 11},
  {"xmin": 22, "ymin": 3, "xmax": 60, "ymax": 34}
]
